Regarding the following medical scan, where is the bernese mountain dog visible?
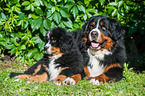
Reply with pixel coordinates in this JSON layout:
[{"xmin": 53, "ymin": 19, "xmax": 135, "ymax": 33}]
[
  {"xmin": 9, "ymin": 27, "xmax": 84, "ymax": 85},
  {"xmin": 73, "ymin": 15, "xmax": 126, "ymax": 85}
]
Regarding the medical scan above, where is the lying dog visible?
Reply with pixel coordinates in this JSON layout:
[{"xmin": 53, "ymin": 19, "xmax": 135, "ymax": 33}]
[
  {"xmin": 73, "ymin": 15, "xmax": 126, "ymax": 85},
  {"xmin": 10, "ymin": 27, "xmax": 84, "ymax": 85}
]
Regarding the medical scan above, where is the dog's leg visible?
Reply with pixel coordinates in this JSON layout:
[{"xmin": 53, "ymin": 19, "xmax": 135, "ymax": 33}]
[
  {"xmin": 28, "ymin": 72, "xmax": 48, "ymax": 83},
  {"xmin": 53, "ymin": 75, "xmax": 67, "ymax": 85},
  {"xmin": 9, "ymin": 63, "xmax": 42, "ymax": 81},
  {"xmin": 27, "ymin": 64, "xmax": 49, "ymax": 83},
  {"xmin": 88, "ymin": 64, "xmax": 123, "ymax": 85}
]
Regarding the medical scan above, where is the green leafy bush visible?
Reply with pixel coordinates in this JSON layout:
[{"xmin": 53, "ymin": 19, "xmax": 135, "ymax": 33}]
[{"xmin": 0, "ymin": 0, "xmax": 144, "ymax": 62}]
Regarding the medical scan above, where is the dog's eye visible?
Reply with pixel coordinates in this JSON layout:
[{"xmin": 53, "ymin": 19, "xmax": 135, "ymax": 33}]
[
  {"xmin": 90, "ymin": 22, "xmax": 95, "ymax": 28},
  {"xmin": 100, "ymin": 22, "xmax": 106, "ymax": 31},
  {"xmin": 101, "ymin": 22, "xmax": 104, "ymax": 26}
]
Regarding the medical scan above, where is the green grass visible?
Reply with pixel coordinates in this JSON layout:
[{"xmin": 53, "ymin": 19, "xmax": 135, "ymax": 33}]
[{"xmin": 0, "ymin": 61, "xmax": 145, "ymax": 96}]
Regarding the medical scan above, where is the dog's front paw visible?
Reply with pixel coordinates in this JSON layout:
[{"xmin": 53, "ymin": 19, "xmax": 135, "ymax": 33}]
[
  {"xmin": 63, "ymin": 77, "xmax": 75, "ymax": 85},
  {"xmin": 53, "ymin": 75, "xmax": 67, "ymax": 85},
  {"xmin": 89, "ymin": 79, "xmax": 100, "ymax": 85}
]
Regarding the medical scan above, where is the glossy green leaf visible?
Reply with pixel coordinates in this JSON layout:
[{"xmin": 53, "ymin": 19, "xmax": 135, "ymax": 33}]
[
  {"xmin": 63, "ymin": 20, "xmax": 72, "ymax": 28},
  {"xmin": 112, "ymin": 9, "xmax": 117, "ymax": 17},
  {"xmin": 99, "ymin": 0, "xmax": 105, "ymax": 5},
  {"xmin": 64, "ymin": 4, "xmax": 74, "ymax": 11},
  {"xmin": 46, "ymin": 11, "xmax": 52, "ymax": 18},
  {"xmin": 118, "ymin": 1, "xmax": 124, "ymax": 8},
  {"xmin": 33, "ymin": 0, "xmax": 41, "ymax": 6},
  {"xmin": 109, "ymin": 2, "xmax": 117, "ymax": 6},
  {"xmin": 27, "ymin": 48, "xmax": 38, "ymax": 58},
  {"xmin": 51, "ymin": 7, "xmax": 55, "ymax": 13},
  {"xmin": 30, "ymin": 4, "xmax": 35, "ymax": 12},
  {"xmin": 31, "ymin": 18, "xmax": 42, "ymax": 31},
  {"xmin": 77, "ymin": 5, "xmax": 85, "ymax": 13},
  {"xmin": 33, "ymin": 36, "xmax": 42, "ymax": 44},
  {"xmin": 34, "ymin": 53, "xmax": 43, "ymax": 61},
  {"xmin": 72, "ymin": 6, "xmax": 78, "ymax": 18},
  {"xmin": 53, "ymin": 12, "xmax": 61, "ymax": 24},
  {"xmin": 43, "ymin": 18, "xmax": 51, "ymax": 30},
  {"xmin": 38, "ymin": 41, "xmax": 45, "ymax": 51},
  {"xmin": 83, "ymin": 14, "xmax": 87, "ymax": 21},
  {"xmin": 59, "ymin": 22, "xmax": 65, "ymax": 28},
  {"xmin": 10, "ymin": 48, "xmax": 16, "ymax": 55},
  {"xmin": 1, "ymin": 13, "xmax": 6, "ymax": 19},
  {"xmin": 21, "ymin": 45, "xmax": 26, "ymax": 50},
  {"xmin": 22, "ymin": 1, "xmax": 30, "ymax": 6},
  {"xmin": 60, "ymin": 8, "xmax": 69, "ymax": 18},
  {"xmin": 44, "ymin": 2, "xmax": 53, "ymax": 8},
  {"xmin": 35, "ymin": 8, "xmax": 43, "ymax": 16},
  {"xmin": 5, "ymin": 45, "xmax": 15, "ymax": 49},
  {"xmin": 25, "ymin": 5, "xmax": 30, "ymax": 10}
]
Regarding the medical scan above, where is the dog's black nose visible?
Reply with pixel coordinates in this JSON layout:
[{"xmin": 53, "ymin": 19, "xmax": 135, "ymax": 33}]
[{"xmin": 91, "ymin": 31, "xmax": 98, "ymax": 38}]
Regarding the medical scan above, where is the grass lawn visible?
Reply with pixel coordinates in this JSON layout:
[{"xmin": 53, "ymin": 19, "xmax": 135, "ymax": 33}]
[{"xmin": 0, "ymin": 61, "xmax": 145, "ymax": 96}]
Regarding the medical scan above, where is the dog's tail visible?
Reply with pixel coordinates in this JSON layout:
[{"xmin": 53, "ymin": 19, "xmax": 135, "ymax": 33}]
[{"xmin": 9, "ymin": 72, "xmax": 23, "ymax": 78}]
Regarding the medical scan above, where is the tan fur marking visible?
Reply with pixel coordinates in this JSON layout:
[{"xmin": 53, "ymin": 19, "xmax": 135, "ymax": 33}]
[
  {"xmin": 16, "ymin": 74, "xmax": 31, "ymax": 81},
  {"xmin": 70, "ymin": 74, "xmax": 81, "ymax": 84},
  {"xmin": 53, "ymin": 75, "xmax": 67, "ymax": 85},
  {"xmin": 51, "ymin": 46, "xmax": 63, "ymax": 55},
  {"xmin": 104, "ymin": 63, "xmax": 122, "ymax": 73},
  {"xmin": 92, "ymin": 22, "xmax": 95, "ymax": 26},
  {"xmin": 83, "ymin": 33, "xmax": 88, "ymax": 45},
  {"xmin": 93, "ymin": 73, "xmax": 110, "ymax": 83},
  {"xmin": 97, "ymin": 32, "xmax": 113, "ymax": 51},
  {"xmin": 59, "ymin": 67, "xmax": 69, "ymax": 74},
  {"xmin": 28, "ymin": 72, "xmax": 48, "ymax": 83},
  {"xmin": 101, "ymin": 22, "xmax": 104, "ymax": 26},
  {"xmin": 32, "ymin": 64, "xmax": 41, "ymax": 76},
  {"xmin": 84, "ymin": 66, "xmax": 90, "ymax": 78}
]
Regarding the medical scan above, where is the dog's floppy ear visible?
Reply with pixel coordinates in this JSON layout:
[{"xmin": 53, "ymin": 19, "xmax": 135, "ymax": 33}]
[
  {"xmin": 82, "ymin": 22, "xmax": 87, "ymax": 32},
  {"xmin": 109, "ymin": 19, "xmax": 125, "ymax": 41},
  {"xmin": 59, "ymin": 35, "xmax": 73, "ymax": 53}
]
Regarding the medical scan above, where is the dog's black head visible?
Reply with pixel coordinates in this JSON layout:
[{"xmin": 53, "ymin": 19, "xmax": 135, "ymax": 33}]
[
  {"xmin": 45, "ymin": 27, "xmax": 74, "ymax": 57},
  {"xmin": 82, "ymin": 15, "xmax": 125, "ymax": 51}
]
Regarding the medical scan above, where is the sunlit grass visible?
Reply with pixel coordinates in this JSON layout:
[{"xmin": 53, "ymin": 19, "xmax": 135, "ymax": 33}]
[{"xmin": 0, "ymin": 61, "xmax": 144, "ymax": 96}]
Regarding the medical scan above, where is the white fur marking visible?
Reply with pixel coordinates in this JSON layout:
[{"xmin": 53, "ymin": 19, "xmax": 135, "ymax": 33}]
[
  {"xmin": 45, "ymin": 41, "xmax": 52, "ymax": 54},
  {"xmin": 89, "ymin": 79, "xmax": 100, "ymax": 85},
  {"xmin": 63, "ymin": 77, "xmax": 76, "ymax": 85},
  {"xmin": 48, "ymin": 59, "xmax": 61, "ymax": 81},
  {"xmin": 87, "ymin": 49, "xmax": 112, "ymax": 77}
]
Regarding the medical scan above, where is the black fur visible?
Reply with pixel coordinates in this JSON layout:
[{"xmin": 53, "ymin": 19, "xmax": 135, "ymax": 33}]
[
  {"xmin": 10, "ymin": 27, "xmax": 84, "ymax": 83},
  {"xmin": 73, "ymin": 15, "xmax": 126, "ymax": 82}
]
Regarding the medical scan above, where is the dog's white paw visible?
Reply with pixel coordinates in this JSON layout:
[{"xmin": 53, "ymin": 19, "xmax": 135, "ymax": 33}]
[
  {"xmin": 63, "ymin": 77, "xmax": 76, "ymax": 85},
  {"xmin": 89, "ymin": 79, "xmax": 100, "ymax": 85},
  {"xmin": 53, "ymin": 81, "xmax": 62, "ymax": 85}
]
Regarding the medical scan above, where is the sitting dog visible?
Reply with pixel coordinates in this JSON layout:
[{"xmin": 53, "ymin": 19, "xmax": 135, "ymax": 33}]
[
  {"xmin": 10, "ymin": 27, "xmax": 84, "ymax": 85},
  {"xmin": 72, "ymin": 15, "xmax": 126, "ymax": 85}
]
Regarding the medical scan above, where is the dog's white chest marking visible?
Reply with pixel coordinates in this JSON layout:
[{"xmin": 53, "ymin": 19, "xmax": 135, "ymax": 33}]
[
  {"xmin": 87, "ymin": 49, "xmax": 112, "ymax": 77},
  {"xmin": 48, "ymin": 55, "xmax": 62, "ymax": 81}
]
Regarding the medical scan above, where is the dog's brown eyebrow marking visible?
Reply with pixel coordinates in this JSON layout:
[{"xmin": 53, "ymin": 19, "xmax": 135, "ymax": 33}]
[
  {"xmin": 101, "ymin": 22, "xmax": 104, "ymax": 26},
  {"xmin": 92, "ymin": 22, "xmax": 95, "ymax": 26}
]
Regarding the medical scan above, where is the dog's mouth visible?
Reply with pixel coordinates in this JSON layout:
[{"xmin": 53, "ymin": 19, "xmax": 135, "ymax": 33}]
[{"xmin": 90, "ymin": 40, "xmax": 106, "ymax": 50}]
